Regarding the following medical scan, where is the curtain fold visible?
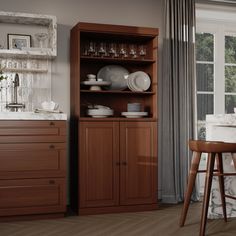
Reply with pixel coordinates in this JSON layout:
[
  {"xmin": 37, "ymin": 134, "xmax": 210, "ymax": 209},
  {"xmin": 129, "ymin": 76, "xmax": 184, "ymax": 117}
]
[{"xmin": 159, "ymin": 0, "xmax": 197, "ymax": 203}]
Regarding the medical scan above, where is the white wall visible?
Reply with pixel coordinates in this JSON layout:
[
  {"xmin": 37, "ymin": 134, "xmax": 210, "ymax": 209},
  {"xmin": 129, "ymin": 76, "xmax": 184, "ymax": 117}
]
[{"xmin": 1, "ymin": 0, "xmax": 164, "ymax": 115}]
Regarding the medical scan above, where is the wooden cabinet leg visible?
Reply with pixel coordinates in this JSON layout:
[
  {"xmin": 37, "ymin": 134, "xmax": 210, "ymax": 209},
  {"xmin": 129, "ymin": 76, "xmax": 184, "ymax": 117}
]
[{"xmin": 180, "ymin": 151, "xmax": 201, "ymax": 227}]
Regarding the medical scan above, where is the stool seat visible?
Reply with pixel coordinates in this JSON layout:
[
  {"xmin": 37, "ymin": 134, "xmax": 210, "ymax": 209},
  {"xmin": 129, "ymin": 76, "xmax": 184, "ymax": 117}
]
[
  {"xmin": 180, "ymin": 140, "xmax": 236, "ymax": 236},
  {"xmin": 189, "ymin": 140, "xmax": 236, "ymax": 153}
]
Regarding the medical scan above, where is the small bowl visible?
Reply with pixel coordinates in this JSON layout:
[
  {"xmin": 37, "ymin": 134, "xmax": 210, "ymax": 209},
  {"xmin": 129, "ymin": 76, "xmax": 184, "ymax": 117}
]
[{"xmin": 87, "ymin": 74, "xmax": 96, "ymax": 81}]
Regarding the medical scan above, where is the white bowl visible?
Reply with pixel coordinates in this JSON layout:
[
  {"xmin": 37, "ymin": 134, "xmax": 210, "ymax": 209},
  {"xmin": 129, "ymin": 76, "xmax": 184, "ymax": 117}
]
[
  {"xmin": 87, "ymin": 109, "xmax": 114, "ymax": 117},
  {"xmin": 234, "ymin": 107, "xmax": 236, "ymax": 113},
  {"xmin": 41, "ymin": 101, "xmax": 59, "ymax": 110},
  {"xmin": 87, "ymin": 74, "xmax": 96, "ymax": 81}
]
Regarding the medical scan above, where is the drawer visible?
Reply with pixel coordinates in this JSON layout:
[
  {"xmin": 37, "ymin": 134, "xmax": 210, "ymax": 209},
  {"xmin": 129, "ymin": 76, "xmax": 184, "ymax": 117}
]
[
  {"xmin": 0, "ymin": 143, "xmax": 66, "ymax": 179},
  {"xmin": 0, "ymin": 121, "xmax": 66, "ymax": 143},
  {"xmin": 0, "ymin": 178, "xmax": 66, "ymax": 216}
]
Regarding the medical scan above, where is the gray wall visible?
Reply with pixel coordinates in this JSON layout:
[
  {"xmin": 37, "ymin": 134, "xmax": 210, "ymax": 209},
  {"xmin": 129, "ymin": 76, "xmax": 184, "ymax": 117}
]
[{"xmin": 1, "ymin": 0, "xmax": 164, "ymax": 115}]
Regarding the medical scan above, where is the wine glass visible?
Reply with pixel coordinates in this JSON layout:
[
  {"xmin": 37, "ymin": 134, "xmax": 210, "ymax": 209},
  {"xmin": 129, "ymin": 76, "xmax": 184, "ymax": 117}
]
[
  {"xmin": 35, "ymin": 33, "xmax": 48, "ymax": 49},
  {"xmin": 138, "ymin": 45, "xmax": 147, "ymax": 59},
  {"xmin": 129, "ymin": 44, "xmax": 137, "ymax": 58},
  {"xmin": 88, "ymin": 41, "xmax": 95, "ymax": 56},
  {"xmin": 119, "ymin": 43, "xmax": 128, "ymax": 58},
  {"xmin": 98, "ymin": 42, "xmax": 106, "ymax": 57}
]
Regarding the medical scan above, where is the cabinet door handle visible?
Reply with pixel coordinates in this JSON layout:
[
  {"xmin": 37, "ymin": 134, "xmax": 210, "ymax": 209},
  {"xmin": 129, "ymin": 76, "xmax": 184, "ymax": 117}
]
[
  {"xmin": 122, "ymin": 161, "xmax": 127, "ymax": 166},
  {"xmin": 49, "ymin": 144, "xmax": 55, "ymax": 149},
  {"xmin": 49, "ymin": 180, "xmax": 55, "ymax": 184},
  {"xmin": 115, "ymin": 162, "xmax": 120, "ymax": 166},
  {"xmin": 49, "ymin": 122, "xmax": 55, "ymax": 126}
]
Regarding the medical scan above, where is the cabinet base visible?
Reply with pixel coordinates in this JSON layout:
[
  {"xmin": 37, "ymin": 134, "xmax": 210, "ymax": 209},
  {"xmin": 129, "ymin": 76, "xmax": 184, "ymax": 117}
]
[
  {"xmin": 0, "ymin": 213, "xmax": 65, "ymax": 222},
  {"xmin": 78, "ymin": 203, "xmax": 158, "ymax": 215}
]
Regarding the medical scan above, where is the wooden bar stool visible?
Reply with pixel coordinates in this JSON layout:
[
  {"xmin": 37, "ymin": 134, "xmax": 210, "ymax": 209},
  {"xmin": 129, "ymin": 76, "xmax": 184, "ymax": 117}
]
[{"xmin": 179, "ymin": 140, "xmax": 236, "ymax": 236}]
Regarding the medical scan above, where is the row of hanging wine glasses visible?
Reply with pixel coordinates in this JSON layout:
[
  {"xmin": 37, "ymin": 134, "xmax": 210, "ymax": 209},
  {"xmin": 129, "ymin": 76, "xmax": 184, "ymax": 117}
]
[{"xmin": 82, "ymin": 41, "xmax": 147, "ymax": 59}]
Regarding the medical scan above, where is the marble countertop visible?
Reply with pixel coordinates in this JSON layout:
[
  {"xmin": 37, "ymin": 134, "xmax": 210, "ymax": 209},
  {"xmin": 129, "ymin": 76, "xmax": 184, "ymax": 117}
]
[
  {"xmin": 0, "ymin": 112, "xmax": 67, "ymax": 120},
  {"xmin": 206, "ymin": 114, "xmax": 236, "ymax": 126}
]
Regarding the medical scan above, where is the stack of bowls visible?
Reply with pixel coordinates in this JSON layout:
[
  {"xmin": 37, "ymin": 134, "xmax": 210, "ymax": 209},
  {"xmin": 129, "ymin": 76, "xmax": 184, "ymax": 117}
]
[{"xmin": 127, "ymin": 103, "xmax": 141, "ymax": 112}]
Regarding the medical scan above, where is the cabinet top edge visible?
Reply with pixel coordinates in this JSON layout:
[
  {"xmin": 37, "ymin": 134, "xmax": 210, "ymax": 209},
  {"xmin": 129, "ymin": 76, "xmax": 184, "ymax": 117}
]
[{"xmin": 73, "ymin": 22, "xmax": 159, "ymax": 36}]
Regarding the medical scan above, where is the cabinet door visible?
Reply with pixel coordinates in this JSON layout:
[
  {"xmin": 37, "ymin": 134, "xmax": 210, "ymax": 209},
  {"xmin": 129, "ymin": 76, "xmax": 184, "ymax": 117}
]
[
  {"xmin": 0, "ymin": 178, "xmax": 66, "ymax": 216},
  {"xmin": 79, "ymin": 122, "xmax": 119, "ymax": 208},
  {"xmin": 120, "ymin": 122, "xmax": 157, "ymax": 205}
]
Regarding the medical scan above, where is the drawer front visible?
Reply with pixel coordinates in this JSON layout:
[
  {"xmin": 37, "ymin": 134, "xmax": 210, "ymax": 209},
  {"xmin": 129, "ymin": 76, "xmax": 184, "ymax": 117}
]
[
  {"xmin": 0, "ymin": 143, "xmax": 66, "ymax": 179},
  {"xmin": 0, "ymin": 178, "xmax": 66, "ymax": 216},
  {"xmin": 0, "ymin": 121, "xmax": 66, "ymax": 143}
]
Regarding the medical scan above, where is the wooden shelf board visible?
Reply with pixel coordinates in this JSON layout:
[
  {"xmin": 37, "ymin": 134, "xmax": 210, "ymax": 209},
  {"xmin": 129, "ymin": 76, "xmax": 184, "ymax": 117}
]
[
  {"xmin": 80, "ymin": 56, "xmax": 155, "ymax": 64},
  {"xmin": 79, "ymin": 117, "xmax": 157, "ymax": 122},
  {"xmin": 80, "ymin": 90, "xmax": 155, "ymax": 95}
]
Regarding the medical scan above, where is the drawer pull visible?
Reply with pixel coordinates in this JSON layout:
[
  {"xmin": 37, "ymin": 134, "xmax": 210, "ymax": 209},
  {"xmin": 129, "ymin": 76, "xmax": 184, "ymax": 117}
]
[
  {"xmin": 49, "ymin": 122, "xmax": 55, "ymax": 126},
  {"xmin": 116, "ymin": 162, "xmax": 120, "ymax": 166},
  {"xmin": 49, "ymin": 180, "xmax": 55, "ymax": 184},
  {"xmin": 49, "ymin": 144, "xmax": 55, "ymax": 149}
]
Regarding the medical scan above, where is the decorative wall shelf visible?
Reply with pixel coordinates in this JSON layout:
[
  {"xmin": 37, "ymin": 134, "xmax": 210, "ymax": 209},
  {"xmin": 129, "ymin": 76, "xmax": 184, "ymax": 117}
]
[{"xmin": 0, "ymin": 11, "xmax": 57, "ymax": 59}]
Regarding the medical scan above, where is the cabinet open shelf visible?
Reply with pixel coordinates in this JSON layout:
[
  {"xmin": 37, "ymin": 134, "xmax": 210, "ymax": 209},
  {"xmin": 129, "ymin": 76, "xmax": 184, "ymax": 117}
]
[
  {"xmin": 80, "ymin": 90, "xmax": 155, "ymax": 94},
  {"xmin": 79, "ymin": 117, "xmax": 157, "ymax": 121},
  {"xmin": 80, "ymin": 56, "xmax": 155, "ymax": 64}
]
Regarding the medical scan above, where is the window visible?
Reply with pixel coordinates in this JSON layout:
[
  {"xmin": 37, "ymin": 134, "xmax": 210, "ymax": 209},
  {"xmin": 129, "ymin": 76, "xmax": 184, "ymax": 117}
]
[
  {"xmin": 196, "ymin": 5, "xmax": 236, "ymax": 195},
  {"xmin": 196, "ymin": 8, "xmax": 236, "ymax": 140}
]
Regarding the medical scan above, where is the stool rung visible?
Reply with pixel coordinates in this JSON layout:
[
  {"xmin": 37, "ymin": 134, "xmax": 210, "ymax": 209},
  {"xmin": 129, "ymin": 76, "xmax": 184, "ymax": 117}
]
[
  {"xmin": 214, "ymin": 173, "xmax": 236, "ymax": 176},
  {"xmin": 197, "ymin": 169, "xmax": 218, "ymax": 173},
  {"xmin": 225, "ymin": 194, "xmax": 236, "ymax": 200}
]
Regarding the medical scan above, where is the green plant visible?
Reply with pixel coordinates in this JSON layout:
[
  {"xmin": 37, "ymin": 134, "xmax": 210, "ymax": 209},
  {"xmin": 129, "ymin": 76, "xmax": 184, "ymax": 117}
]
[{"xmin": 0, "ymin": 67, "xmax": 7, "ymax": 82}]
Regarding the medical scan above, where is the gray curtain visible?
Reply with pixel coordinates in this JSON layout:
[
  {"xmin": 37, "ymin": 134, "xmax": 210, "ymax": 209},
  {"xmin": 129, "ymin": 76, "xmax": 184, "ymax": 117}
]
[{"xmin": 159, "ymin": 0, "xmax": 197, "ymax": 203}]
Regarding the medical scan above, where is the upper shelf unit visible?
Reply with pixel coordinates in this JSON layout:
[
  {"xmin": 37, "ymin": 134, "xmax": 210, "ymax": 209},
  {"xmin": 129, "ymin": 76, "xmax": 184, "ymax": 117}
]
[{"xmin": 0, "ymin": 11, "xmax": 57, "ymax": 59}]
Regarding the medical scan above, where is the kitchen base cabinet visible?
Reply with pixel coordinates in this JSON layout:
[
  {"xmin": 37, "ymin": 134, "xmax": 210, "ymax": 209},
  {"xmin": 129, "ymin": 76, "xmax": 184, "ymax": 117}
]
[
  {"xmin": 79, "ymin": 121, "xmax": 157, "ymax": 215},
  {"xmin": 0, "ymin": 121, "xmax": 67, "ymax": 220}
]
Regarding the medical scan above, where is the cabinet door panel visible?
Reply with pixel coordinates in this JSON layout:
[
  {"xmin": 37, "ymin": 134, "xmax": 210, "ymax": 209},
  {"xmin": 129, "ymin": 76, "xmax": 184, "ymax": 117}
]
[
  {"xmin": 0, "ymin": 178, "xmax": 66, "ymax": 216},
  {"xmin": 120, "ymin": 122, "xmax": 157, "ymax": 205},
  {"xmin": 79, "ymin": 122, "xmax": 119, "ymax": 208}
]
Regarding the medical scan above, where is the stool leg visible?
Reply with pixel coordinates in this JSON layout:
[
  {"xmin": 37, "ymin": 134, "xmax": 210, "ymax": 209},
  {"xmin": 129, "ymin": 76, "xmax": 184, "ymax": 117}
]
[
  {"xmin": 216, "ymin": 153, "xmax": 227, "ymax": 222},
  {"xmin": 200, "ymin": 152, "xmax": 215, "ymax": 236},
  {"xmin": 180, "ymin": 151, "xmax": 201, "ymax": 227}
]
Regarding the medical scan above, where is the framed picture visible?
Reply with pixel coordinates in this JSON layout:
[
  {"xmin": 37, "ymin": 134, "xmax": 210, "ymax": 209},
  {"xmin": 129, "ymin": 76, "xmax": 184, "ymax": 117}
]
[{"xmin": 7, "ymin": 34, "xmax": 31, "ymax": 50}]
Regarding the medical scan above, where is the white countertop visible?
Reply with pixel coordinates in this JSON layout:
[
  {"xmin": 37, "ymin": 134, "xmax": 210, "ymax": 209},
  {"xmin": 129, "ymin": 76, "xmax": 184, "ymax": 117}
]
[
  {"xmin": 206, "ymin": 114, "xmax": 236, "ymax": 126},
  {"xmin": 0, "ymin": 112, "xmax": 67, "ymax": 120}
]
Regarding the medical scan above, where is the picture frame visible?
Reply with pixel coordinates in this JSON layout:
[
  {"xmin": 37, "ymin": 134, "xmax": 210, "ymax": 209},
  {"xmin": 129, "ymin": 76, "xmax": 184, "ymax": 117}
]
[{"xmin": 7, "ymin": 34, "xmax": 31, "ymax": 50}]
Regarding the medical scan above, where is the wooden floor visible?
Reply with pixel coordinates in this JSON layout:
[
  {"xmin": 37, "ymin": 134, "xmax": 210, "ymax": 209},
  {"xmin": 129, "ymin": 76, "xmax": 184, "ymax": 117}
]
[{"xmin": 0, "ymin": 203, "xmax": 236, "ymax": 236}]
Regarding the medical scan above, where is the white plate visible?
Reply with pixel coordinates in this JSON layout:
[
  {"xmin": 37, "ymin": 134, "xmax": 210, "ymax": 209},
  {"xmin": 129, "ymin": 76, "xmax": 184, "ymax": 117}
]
[
  {"xmin": 87, "ymin": 109, "xmax": 114, "ymax": 117},
  {"xmin": 81, "ymin": 81, "xmax": 111, "ymax": 86},
  {"xmin": 97, "ymin": 65, "xmax": 129, "ymax": 90},
  {"xmin": 128, "ymin": 71, "xmax": 151, "ymax": 91},
  {"xmin": 121, "ymin": 111, "xmax": 148, "ymax": 118}
]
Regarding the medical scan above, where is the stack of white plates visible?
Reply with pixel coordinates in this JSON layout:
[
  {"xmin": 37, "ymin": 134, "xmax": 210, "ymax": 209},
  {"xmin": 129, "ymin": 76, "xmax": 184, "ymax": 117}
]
[
  {"xmin": 121, "ymin": 111, "xmax": 148, "ymax": 118},
  {"xmin": 87, "ymin": 108, "xmax": 114, "ymax": 118},
  {"xmin": 127, "ymin": 71, "xmax": 151, "ymax": 92}
]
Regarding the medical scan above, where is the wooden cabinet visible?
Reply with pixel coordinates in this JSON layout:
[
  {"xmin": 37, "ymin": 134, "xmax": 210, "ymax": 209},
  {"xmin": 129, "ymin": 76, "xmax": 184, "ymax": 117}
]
[
  {"xmin": 79, "ymin": 121, "xmax": 157, "ymax": 214},
  {"xmin": 0, "ymin": 121, "xmax": 66, "ymax": 219},
  {"xmin": 70, "ymin": 22, "xmax": 158, "ymax": 215}
]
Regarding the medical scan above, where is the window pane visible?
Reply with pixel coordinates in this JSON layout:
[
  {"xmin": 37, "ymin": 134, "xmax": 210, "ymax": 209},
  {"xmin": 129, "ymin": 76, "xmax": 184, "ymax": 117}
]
[
  {"xmin": 225, "ymin": 95, "xmax": 236, "ymax": 113},
  {"xmin": 225, "ymin": 66, "xmax": 236, "ymax": 92},
  {"xmin": 196, "ymin": 33, "xmax": 214, "ymax": 61},
  {"xmin": 197, "ymin": 94, "xmax": 214, "ymax": 120},
  {"xmin": 197, "ymin": 64, "xmax": 214, "ymax": 91},
  {"xmin": 225, "ymin": 35, "xmax": 236, "ymax": 64}
]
